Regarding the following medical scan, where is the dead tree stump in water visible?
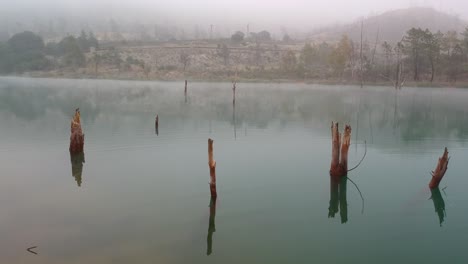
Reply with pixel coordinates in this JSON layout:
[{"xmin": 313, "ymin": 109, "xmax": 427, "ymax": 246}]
[
  {"xmin": 232, "ymin": 81, "xmax": 236, "ymax": 104},
  {"xmin": 330, "ymin": 122, "xmax": 351, "ymax": 177},
  {"xmin": 69, "ymin": 108, "xmax": 84, "ymax": 154},
  {"xmin": 208, "ymin": 138, "xmax": 217, "ymax": 198},
  {"xmin": 429, "ymin": 148, "xmax": 449, "ymax": 189},
  {"xmin": 155, "ymin": 114, "xmax": 159, "ymax": 135}
]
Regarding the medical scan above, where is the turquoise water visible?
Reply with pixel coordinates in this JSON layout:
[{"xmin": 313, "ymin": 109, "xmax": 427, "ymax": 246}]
[{"xmin": 0, "ymin": 77, "xmax": 467, "ymax": 263}]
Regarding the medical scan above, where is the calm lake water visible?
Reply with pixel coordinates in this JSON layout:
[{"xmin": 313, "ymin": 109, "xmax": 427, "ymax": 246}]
[{"xmin": 0, "ymin": 77, "xmax": 468, "ymax": 263}]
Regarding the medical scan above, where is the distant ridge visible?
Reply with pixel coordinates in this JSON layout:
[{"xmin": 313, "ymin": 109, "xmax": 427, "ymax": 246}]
[{"xmin": 308, "ymin": 7, "xmax": 468, "ymax": 43}]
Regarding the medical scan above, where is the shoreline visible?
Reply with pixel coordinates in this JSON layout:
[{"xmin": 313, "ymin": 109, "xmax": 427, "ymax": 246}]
[{"xmin": 1, "ymin": 72, "xmax": 467, "ymax": 88}]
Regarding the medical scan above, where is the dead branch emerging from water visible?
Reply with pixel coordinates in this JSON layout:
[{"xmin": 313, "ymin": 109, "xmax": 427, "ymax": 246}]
[
  {"xmin": 429, "ymin": 148, "xmax": 449, "ymax": 189},
  {"xmin": 348, "ymin": 141, "xmax": 367, "ymax": 172},
  {"xmin": 208, "ymin": 138, "xmax": 217, "ymax": 198}
]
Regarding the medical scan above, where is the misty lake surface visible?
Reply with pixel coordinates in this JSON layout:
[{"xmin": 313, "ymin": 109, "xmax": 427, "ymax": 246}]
[{"xmin": 1, "ymin": 77, "xmax": 468, "ymax": 263}]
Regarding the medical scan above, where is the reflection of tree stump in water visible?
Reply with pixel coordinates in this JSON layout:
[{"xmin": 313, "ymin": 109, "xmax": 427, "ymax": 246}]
[
  {"xmin": 328, "ymin": 176, "xmax": 348, "ymax": 224},
  {"xmin": 339, "ymin": 176, "xmax": 348, "ymax": 223},
  {"xmin": 330, "ymin": 122, "xmax": 351, "ymax": 177},
  {"xmin": 208, "ymin": 139, "xmax": 217, "ymax": 198},
  {"xmin": 70, "ymin": 152, "xmax": 85, "ymax": 187},
  {"xmin": 206, "ymin": 197, "xmax": 217, "ymax": 256},
  {"xmin": 184, "ymin": 80, "xmax": 188, "ymax": 103},
  {"xmin": 430, "ymin": 187, "xmax": 446, "ymax": 226},
  {"xmin": 69, "ymin": 109, "xmax": 84, "ymax": 154},
  {"xmin": 429, "ymin": 148, "xmax": 449, "ymax": 189}
]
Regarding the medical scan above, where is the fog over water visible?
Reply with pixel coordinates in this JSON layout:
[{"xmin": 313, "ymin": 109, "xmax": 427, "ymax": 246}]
[{"xmin": 1, "ymin": 0, "xmax": 467, "ymax": 34}]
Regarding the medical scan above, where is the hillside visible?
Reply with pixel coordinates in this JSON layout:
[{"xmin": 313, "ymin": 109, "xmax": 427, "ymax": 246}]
[{"xmin": 308, "ymin": 7, "xmax": 468, "ymax": 43}]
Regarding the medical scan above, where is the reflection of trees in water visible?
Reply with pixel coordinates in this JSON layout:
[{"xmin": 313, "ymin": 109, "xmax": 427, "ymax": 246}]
[
  {"xmin": 0, "ymin": 82, "xmax": 101, "ymax": 123},
  {"xmin": 2, "ymin": 79, "xmax": 468, "ymax": 147}
]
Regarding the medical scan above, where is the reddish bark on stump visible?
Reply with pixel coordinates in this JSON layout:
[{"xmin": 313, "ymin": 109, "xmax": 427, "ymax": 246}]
[
  {"xmin": 429, "ymin": 148, "xmax": 449, "ymax": 189},
  {"xmin": 330, "ymin": 122, "xmax": 351, "ymax": 177},
  {"xmin": 69, "ymin": 109, "xmax": 84, "ymax": 154},
  {"xmin": 208, "ymin": 138, "xmax": 217, "ymax": 198}
]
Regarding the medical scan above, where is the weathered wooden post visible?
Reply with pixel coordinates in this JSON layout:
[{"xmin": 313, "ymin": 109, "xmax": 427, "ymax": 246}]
[
  {"xmin": 155, "ymin": 114, "xmax": 159, "ymax": 135},
  {"xmin": 69, "ymin": 108, "xmax": 84, "ymax": 154},
  {"xmin": 206, "ymin": 197, "xmax": 217, "ymax": 255},
  {"xmin": 208, "ymin": 138, "xmax": 217, "ymax": 198},
  {"xmin": 330, "ymin": 122, "xmax": 351, "ymax": 177},
  {"xmin": 429, "ymin": 148, "xmax": 449, "ymax": 189}
]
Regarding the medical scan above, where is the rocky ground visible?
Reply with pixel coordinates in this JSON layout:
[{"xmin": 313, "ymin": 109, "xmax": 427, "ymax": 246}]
[{"xmin": 29, "ymin": 40, "xmax": 303, "ymax": 81}]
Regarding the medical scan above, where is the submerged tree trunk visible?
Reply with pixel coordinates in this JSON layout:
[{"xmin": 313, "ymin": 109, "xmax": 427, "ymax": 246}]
[
  {"xmin": 155, "ymin": 114, "xmax": 159, "ymax": 136},
  {"xmin": 232, "ymin": 81, "xmax": 236, "ymax": 105},
  {"xmin": 429, "ymin": 148, "xmax": 449, "ymax": 189},
  {"xmin": 330, "ymin": 122, "xmax": 351, "ymax": 177},
  {"xmin": 69, "ymin": 109, "xmax": 84, "ymax": 154},
  {"xmin": 208, "ymin": 138, "xmax": 217, "ymax": 198}
]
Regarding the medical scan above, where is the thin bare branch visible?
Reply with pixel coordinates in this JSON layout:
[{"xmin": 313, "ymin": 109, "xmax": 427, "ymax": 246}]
[{"xmin": 347, "ymin": 140, "xmax": 367, "ymax": 172}]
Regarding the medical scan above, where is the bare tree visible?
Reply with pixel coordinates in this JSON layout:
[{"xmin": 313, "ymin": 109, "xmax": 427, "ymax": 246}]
[
  {"xmin": 394, "ymin": 42, "xmax": 406, "ymax": 89},
  {"xmin": 179, "ymin": 51, "xmax": 190, "ymax": 71},
  {"xmin": 360, "ymin": 20, "xmax": 364, "ymax": 88}
]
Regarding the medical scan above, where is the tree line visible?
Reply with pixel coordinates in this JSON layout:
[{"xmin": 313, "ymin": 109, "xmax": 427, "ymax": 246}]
[
  {"xmin": 1, "ymin": 27, "xmax": 467, "ymax": 85},
  {"xmin": 0, "ymin": 30, "xmax": 99, "ymax": 74},
  {"xmin": 281, "ymin": 27, "xmax": 468, "ymax": 85}
]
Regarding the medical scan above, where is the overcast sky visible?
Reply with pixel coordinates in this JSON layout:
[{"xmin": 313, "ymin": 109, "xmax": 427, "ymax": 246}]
[{"xmin": 2, "ymin": 0, "xmax": 468, "ymax": 30}]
